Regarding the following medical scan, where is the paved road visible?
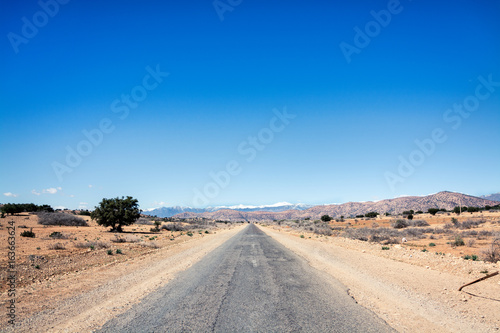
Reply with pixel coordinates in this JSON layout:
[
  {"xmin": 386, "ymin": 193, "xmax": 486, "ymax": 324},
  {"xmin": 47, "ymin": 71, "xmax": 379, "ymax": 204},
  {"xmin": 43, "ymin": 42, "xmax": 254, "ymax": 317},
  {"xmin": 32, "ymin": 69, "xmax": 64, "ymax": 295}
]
[{"xmin": 99, "ymin": 224, "xmax": 393, "ymax": 332}]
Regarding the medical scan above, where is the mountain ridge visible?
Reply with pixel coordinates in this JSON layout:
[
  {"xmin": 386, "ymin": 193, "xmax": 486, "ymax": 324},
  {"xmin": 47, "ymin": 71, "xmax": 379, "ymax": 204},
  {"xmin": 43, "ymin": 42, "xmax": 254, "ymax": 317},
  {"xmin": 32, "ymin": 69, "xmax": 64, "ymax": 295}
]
[
  {"xmin": 171, "ymin": 191, "xmax": 500, "ymax": 222},
  {"xmin": 142, "ymin": 202, "xmax": 314, "ymax": 218}
]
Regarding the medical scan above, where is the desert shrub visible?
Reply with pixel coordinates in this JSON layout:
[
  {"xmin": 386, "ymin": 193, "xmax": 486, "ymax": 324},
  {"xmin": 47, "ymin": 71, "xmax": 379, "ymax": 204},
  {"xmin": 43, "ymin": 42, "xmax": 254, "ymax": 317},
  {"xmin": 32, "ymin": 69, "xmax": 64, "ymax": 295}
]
[
  {"xmin": 411, "ymin": 220, "xmax": 430, "ymax": 227},
  {"xmin": 38, "ymin": 212, "xmax": 88, "ymax": 226},
  {"xmin": 452, "ymin": 235, "xmax": 465, "ymax": 247},
  {"xmin": 343, "ymin": 227, "xmax": 400, "ymax": 243},
  {"xmin": 371, "ymin": 222, "xmax": 379, "ymax": 228},
  {"xmin": 392, "ymin": 219, "xmax": 409, "ymax": 229},
  {"xmin": 116, "ymin": 249, "xmax": 123, "ymax": 254},
  {"xmin": 49, "ymin": 242, "xmax": 66, "ymax": 250},
  {"xmin": 49, "ymin": 231, "xmax": 69, "ymax": 239},
  {"xmin": 382, "ymin": 246, "xmax": 390, "ymax": 250},
  {"xmin": 477, "ymin": 230, "xmax": 492, "ymax": 240},
  {"xmin": 481, "ymin": 239, "xmax": 500, "ymax": 263},
  {"xmin": 135, "ymin": 218, "xmax": 154, "ymax": 225},
  {"xmin": 467, "ymin": 239, "xmax": 476, "ymax": 247},
  {"xmin": 75, "ymin": 241, "xmax": 110, "ymax": 249},
  {"xmin": 20, "ymin": 229, "xmax": 36, "ymax": 238},
  {"xmin": 161, "ymin": 223, "xmax": 185, "ymax": 231},
  {"xmin": 107, "ymin": 249, "xmax": 113, "ymax": 255},
  {"xmin": 429, "ymin": 242, "xmax": 436, "ymax": 247},
  {"xmin": 402, "ymin": 228, "xmax": 426, "ymax": 239},
  {"xmin": 186, "ymin": 231, "xmax": 193, "ymax": 237},
  {"xmin": 314, "ymin": 227, "xmax": 333, "ymax": 236},
  {"xmin": 463, "ymin": 254, "xmax": 478, "ymax": 261},
  {"xmin": 433, "ymin": 228, "xmax": 452, "ymax": 235}
]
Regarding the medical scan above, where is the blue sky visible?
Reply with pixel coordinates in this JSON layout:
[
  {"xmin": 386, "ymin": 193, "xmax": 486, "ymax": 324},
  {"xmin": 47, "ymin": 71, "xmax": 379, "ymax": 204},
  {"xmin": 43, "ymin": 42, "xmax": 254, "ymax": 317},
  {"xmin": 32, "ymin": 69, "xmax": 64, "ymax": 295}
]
[{"xmin": 1, "ymin": 0, "xmax": 499, "ymax": 210}]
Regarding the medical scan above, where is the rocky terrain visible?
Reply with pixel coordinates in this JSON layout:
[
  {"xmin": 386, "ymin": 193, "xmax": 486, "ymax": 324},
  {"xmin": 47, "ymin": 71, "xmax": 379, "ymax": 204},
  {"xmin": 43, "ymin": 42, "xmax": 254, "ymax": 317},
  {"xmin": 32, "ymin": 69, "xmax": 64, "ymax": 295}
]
[{"xmin": 174, "ymin": 191, "xmax": 499, "ymax": 222}]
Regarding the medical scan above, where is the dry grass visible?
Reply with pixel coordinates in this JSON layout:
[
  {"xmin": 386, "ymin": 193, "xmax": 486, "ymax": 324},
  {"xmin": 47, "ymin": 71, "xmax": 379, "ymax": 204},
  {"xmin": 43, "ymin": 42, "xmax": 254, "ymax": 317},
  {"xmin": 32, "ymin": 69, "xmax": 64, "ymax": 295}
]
[{"xmin": 48, "ymin": 242, "xmax": 66, "ymax": 250}]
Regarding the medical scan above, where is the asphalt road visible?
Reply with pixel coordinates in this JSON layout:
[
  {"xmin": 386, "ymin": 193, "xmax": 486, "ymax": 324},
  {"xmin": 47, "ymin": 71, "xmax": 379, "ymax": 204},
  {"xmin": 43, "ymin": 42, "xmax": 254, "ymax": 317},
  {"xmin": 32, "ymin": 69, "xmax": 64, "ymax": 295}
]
[{"xmin": 98, "ymin": 224, "xmax": 393, "ymax": 332}]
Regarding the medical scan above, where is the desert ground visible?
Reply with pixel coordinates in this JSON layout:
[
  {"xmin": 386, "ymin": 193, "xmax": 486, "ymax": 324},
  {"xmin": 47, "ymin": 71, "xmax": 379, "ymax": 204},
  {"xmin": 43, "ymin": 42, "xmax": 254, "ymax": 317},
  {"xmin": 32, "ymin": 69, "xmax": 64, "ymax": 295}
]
[{"xmin": 1, "ymin": 211, "xmax": 499, "ymax": 332}]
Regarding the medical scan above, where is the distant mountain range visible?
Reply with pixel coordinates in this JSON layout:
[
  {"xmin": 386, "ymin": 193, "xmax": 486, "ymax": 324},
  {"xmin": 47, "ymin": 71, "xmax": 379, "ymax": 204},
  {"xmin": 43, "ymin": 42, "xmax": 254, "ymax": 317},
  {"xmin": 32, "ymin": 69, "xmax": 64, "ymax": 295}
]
[
  {"xmin": 170, "ymin": 191, "xmax": 500, "ymax": 222},
  {"xmin": 142, "ymin": 202, "xmax": 314, "ymax": 218},
  {"xmin": 481, "ymin": 192, "xmax": 500, "ymax": 202}
]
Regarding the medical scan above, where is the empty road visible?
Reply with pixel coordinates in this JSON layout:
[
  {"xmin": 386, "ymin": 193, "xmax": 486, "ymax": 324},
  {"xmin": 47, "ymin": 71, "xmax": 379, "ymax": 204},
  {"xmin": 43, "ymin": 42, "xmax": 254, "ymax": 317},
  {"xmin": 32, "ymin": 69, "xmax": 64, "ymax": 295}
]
[{"xmin": 99, "ymin": 224, "xmax": 393, "ymax": 332}]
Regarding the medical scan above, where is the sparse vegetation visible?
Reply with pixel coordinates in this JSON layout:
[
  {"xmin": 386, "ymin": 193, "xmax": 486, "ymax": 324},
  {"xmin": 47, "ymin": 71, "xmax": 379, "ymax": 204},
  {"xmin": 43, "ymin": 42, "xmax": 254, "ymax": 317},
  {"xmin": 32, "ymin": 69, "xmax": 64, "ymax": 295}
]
[
  {"xmin": 49, "ymin": 231, "xmax": 69, "ymax": 239},
  {"xmin": 75, "ymin": 241, "xmax": 110, "ymax": 249},
  {"xmin": 481, "ymin": 239, "xmax": 500, "ymax": 263},
  {"xmin": 38, "ymin": 212, "xmax": 88, "ymax": 226},
  {"xmin": 20, "ymin": 228, "xmax": 36, "ymax": 238},
  {"xmin": 392, "ymin": 219, "xmax": 409, "ymax": 229},
  {"xmin": 452, "ymin": 235, "xmax": 465, "ymax": 247},
  {"xmin": 49, "ymin": 242, "xmax": 66, "ymax": 250}
]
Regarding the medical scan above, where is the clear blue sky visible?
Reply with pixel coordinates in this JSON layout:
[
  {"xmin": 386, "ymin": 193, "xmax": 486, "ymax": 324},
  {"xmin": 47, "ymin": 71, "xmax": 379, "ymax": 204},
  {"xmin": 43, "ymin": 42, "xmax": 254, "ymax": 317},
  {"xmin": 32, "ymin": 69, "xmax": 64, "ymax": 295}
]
[{"xmin": 1, "ymin": 0, "xmax": 499, "ymax": 210}]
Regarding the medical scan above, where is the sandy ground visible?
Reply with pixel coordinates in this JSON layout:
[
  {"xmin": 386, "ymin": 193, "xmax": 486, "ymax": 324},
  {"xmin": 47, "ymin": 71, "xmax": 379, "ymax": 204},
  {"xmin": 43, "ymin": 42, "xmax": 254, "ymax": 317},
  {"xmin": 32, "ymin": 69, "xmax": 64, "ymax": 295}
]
[
  {"xmin": 1, "ymin": 223, "xmax": 247, "ymax": 332},
  {"xmin": 260, "ymin": 225, "xmax": 500, "ymax": 332}
]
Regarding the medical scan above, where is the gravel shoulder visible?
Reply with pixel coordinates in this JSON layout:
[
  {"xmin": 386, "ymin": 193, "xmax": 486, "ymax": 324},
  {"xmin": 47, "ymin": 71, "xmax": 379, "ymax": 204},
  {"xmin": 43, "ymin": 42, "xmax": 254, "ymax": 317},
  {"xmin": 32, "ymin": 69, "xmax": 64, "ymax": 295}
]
[
  {"xmin": 261, "ymin": 225, "xmax": 500, "ymax": 333},
  {"xmin": 1, "ymin": 224, "xmax": 247, "ymax": 333}
]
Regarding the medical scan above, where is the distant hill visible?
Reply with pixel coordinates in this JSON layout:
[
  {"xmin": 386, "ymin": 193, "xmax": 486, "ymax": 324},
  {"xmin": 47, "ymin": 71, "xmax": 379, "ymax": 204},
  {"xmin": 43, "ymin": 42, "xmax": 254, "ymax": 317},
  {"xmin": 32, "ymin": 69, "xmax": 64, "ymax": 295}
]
[
  {"xmin": 173, "ymin": 191, "xmax": 499, "ymax": 222},
  {"xmin": 142, "ymin": 206, "xmax": 207, "ymax": 218},
  {"xmin": 143, "ymin": 202, "xmax": 313, "ymax": 218},
  {"xmin": 480, "ymin": 193, "xmax": 500, "ymax": 202}
]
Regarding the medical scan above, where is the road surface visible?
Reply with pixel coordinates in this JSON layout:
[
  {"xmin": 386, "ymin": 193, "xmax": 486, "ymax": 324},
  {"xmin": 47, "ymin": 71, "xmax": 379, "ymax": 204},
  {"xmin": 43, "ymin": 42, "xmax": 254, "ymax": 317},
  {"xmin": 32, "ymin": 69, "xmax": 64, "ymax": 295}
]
[{"xmin": 99, "ymin": 224, "xmax": 393, "ymax": 332}]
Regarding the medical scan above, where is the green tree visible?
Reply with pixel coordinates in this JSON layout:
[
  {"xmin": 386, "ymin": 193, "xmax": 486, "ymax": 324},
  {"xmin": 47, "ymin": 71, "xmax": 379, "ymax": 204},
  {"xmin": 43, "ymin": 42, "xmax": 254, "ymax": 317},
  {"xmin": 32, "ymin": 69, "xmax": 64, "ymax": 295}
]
[
  {"xmin": 91, "ymin": 196, "xmax": 141, "ymax": 232},
  {"xmin": 427, "ymin": 208, "xmax": 439, "ymax": 216},
  {"xmin": 364, "ymin": 211, "xmax": 378, "ymax": 218},
  {"xmin": 320, "ymin": 214, "xmax": 332, "ymax": 222}
]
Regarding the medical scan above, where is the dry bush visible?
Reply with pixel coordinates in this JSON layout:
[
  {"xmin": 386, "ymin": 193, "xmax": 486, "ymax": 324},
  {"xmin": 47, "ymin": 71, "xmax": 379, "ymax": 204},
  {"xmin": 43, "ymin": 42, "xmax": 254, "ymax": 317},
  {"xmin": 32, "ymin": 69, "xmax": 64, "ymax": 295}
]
[
  {"xmin": 392, "ymin": 220, "xmax": 409, "ymax": 229},
  {"xmin": 411, "ymin": 220, "xmax": 430, "ymax": 227},
  {"xmin": 38, "ymin": 212, "xmax": 88, "ymax": 226},
  {"xmin": 481, "ymin": 239, "xmax": 500, "ymax": 263},
  {"xmin": 478, "ymin": 230, "xmax": 492, "ymax": 240},
  {"xmin": 467, "ymin": 238, "xmax": 476, "ymax": 247},
  {"xmin": 49, "ymin": 231, "xmax": 69, "ymax": 239},
  {"xmin": 49, "ymin": 242, "xmax": 66, "ymax": 250},
  {"xmin": 75, "ymin": 241, "xmax": 110, "ymax": 249},
  {"xmin": 161, "ymin": 223, "xmax": 185, "ymax": 231},
  {"xmin": 314, "ymin": 227, "xmax": 333, "ymax": 236}
]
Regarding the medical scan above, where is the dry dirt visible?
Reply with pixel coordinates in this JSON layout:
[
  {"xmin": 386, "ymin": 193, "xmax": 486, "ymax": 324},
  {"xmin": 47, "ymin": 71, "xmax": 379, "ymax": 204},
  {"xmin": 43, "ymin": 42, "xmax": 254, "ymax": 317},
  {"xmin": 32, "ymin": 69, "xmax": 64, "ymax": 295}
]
[
  {"xmin": 260, "ymin": 224, "xmax": 500, "ymax": 332},
  {"xmin": 1, "ymin": 211, "xmax": 499, "ymax": 332},
  {"xmin": 0, "ymin": 214, "xmax": 247, "ymax": 332}
]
